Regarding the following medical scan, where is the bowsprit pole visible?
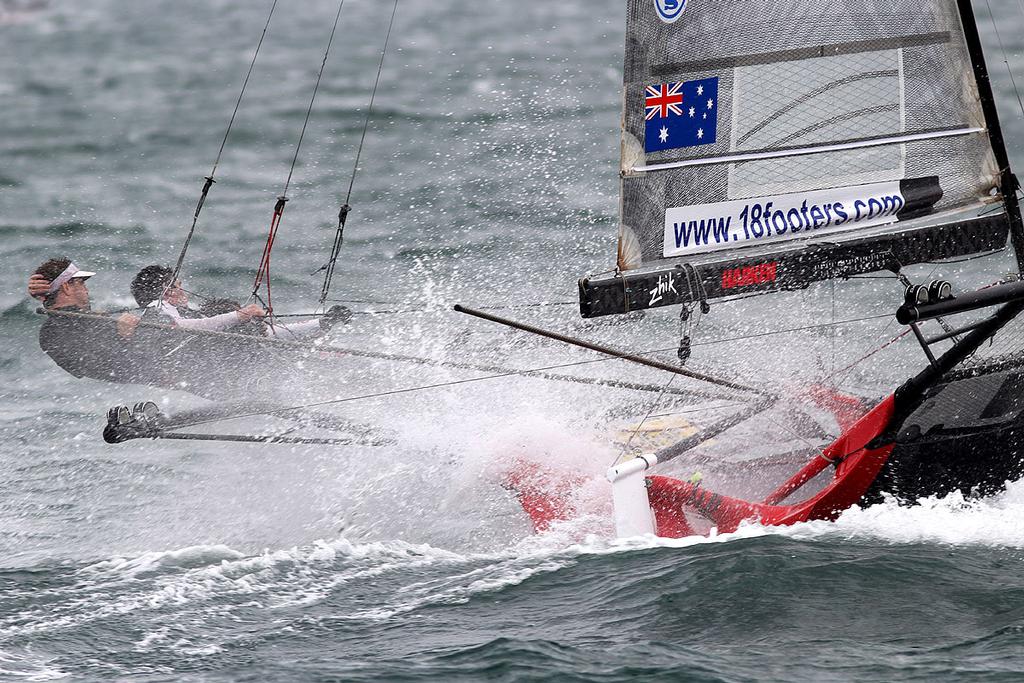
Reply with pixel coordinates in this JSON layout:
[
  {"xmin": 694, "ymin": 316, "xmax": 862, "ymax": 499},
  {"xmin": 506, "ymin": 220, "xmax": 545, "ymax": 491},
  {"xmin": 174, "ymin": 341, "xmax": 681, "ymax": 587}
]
[{"xmin": 453, "ymin": 304, "xmax": 773, "ymax": 397}]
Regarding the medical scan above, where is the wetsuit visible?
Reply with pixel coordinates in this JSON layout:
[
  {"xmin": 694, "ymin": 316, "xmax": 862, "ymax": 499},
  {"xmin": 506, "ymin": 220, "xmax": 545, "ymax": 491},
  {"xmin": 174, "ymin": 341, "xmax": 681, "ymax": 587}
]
[{"xmin": 38, "ymin": 306, "xmax": 140, "ymax": 383}]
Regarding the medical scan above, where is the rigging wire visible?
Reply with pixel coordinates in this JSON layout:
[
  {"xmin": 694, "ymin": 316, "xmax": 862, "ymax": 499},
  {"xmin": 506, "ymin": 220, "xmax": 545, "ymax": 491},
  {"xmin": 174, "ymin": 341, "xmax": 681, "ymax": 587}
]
[
  {"xmin": 826, "ymin": 265, "xmax": 948, "ymax": 388},
  {"xmin": 830, "ymin": 277, "xmax": 837, "ymax": 376},
  {"xmin": 247, "ymin": 300, "xmax": 577, "ymax": 318},
  {"xmin": 983, "ymin": 0, "xmax": 1024, "ymax": 121},
  {"xmin": 166, "ymin": 0, "xmax": 280, "ymax": 294},
  {"xmin": 323, "ymin": 299, "xmax": 577, "ymax": 316},
  {"xmin": 316, "ymin": 0, "xmax": 402, "ymax": 309},
  {"xmin": 688, "ymin": 312, "xmax": 893, "ymax": 349},
  {"xmin": 171, "ymin": 311, "xmax": 900, "ymax": 430},
  {"xmin": 649, "ymin": 402, "xmax": 747, "ymax": 419},
  {"xmin": 166, "ymin": 357, "xmax": 648, "ymax": 430},
  {"xmin": 252, "ymin": 0, "xmax": 348, "ymax": 319}
]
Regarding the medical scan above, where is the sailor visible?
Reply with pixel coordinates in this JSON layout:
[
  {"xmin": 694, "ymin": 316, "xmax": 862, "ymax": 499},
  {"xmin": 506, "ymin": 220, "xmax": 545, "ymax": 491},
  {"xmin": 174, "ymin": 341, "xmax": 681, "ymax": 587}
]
[
  {"xmin": 32, "ymin": 257, "xmax": 143, "ymax": 381},
  {"xmin": 29, "ymin": 264, "xmax": 351, "ymax": 339},
  {"xmin": 130, "ymin": 265, "xmax": 266, "ymax": 332},
  {"xmin": 129, "ymin": 264, "xmax": 352, "ymax": 339}
]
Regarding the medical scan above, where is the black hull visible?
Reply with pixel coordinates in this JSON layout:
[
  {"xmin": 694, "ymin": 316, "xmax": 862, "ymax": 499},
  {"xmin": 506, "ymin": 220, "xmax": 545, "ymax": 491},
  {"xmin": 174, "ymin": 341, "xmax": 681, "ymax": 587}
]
[
  {"xmin": 866, "ymin": 367, "xmax": 1024, "ymax": 504},
  {"xmin": 40, "ymin": 312, "xmax": 363, "ymax": 403}
]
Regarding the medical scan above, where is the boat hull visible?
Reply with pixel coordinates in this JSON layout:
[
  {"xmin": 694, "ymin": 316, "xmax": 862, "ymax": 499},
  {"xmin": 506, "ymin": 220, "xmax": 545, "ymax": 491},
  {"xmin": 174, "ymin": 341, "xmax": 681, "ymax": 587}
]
[
  {"xmin": 507, "ymin": 366, "xmax": 1024, "ymax": 538},
  {"xmin": 867, "ymin": 367, "xmax": 1024, "ymax": 503}
]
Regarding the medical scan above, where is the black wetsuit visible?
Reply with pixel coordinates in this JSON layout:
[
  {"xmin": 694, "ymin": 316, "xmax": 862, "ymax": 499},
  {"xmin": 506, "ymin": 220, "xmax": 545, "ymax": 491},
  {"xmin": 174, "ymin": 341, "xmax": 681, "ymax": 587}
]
[{"xmin": 38, "ymin": 306, "xmax": 140, "ymax": 383}]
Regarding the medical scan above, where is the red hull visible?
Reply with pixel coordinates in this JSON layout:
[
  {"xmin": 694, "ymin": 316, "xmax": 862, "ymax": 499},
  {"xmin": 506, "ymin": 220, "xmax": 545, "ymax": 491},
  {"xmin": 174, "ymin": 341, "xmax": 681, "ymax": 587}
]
[{"xmin": 506, "ymin": 395, "xmax": 897, "ymax": 538}]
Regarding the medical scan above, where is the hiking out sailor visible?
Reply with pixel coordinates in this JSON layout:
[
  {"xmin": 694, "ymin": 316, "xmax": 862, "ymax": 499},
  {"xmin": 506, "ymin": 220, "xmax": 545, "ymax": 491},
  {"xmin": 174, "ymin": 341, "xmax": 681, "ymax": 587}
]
[
  {"xmin": 130, "ymin": 265, "xmax": 267, "ymax": 332},
  {"xmin": 30, "ymin": 264, "xmax": 352, "ymax": 339},
  {"xmin": 129, "ymin": 264, "xmax": 351, "ymax": 339},
  {"xmin": 32, "ymin": 257, "xmax": 143, "ymax": 382}
]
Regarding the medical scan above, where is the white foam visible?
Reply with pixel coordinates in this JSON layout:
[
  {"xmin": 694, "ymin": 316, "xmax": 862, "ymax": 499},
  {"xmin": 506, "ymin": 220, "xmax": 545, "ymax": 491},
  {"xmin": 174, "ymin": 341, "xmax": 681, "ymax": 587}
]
[
  {"xmin": 784, "ymin": 479, "xmax": 1024, "ymax": 548},
  {"xmin": 556, "ymin": 478, "xmax": 1024, "ymax": 553},
  {"xmin": 82, "ymin": 544, "xmax": 245, "ymax": 578},
  {"xmin": 0, "ymin": 648, "xmax": 68, "ymax": 681}
]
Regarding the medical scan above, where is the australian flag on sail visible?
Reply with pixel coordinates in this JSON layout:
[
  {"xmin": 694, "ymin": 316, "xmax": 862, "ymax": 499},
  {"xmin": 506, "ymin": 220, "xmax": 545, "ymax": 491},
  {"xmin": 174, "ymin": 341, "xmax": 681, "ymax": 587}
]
[{"xmin": 644, "ymin": 77, "xmax": 719, "ymax": 153}]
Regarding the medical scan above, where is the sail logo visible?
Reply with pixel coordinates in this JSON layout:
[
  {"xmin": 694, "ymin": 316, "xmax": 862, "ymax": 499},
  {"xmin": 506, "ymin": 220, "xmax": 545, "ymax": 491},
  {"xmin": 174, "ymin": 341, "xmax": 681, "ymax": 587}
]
[
  {"xmin": 644, "ymin": 77, "xmax": 717, "ymax": 153},
  {"xmin": 648, "ymin": 272, "xmax": 679, "ymax": 307},
  {"xmin": 662, "ymin": 178, "xmax": 942, "ymax": 258},
  {"xmin": 654, "ymin": 0, "xmax": 687, "ymax": 23},
  {"xmin": 721, "ymin": 263, "xmax": 777, "ymax": 290}
]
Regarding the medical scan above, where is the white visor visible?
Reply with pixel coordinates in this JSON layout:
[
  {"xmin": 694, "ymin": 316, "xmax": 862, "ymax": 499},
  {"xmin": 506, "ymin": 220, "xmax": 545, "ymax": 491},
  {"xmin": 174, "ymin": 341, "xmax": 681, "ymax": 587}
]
[{"xmin": 48, "ymin": 263, "xmax": 95, "ymax": 294}]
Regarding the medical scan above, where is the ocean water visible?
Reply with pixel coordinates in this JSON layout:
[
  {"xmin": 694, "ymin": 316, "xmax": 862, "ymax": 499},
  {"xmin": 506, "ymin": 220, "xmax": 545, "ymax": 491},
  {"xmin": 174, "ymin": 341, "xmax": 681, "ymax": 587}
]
[{"xmin": 5, "ymin": 0, "xmax": 1024, "ymax": 680}]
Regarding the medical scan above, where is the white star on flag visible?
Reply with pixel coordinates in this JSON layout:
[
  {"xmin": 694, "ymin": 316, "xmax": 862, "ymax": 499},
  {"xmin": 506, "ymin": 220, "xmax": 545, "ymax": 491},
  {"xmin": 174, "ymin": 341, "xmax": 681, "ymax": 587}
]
[
  {"xmin": 659, "ymin": 126, "xmax": 669, "ymax": 143},
  {"xmin": 697, "ymin": 128, "xmax": 704, "ymax": 139},
  {"xmin": 697, "ymin": 85, "xmax": 704, "ymax": 96},
  {"xmin": 688, "ymin": 106, "xmax": 695, "ymax": 117},
  {"xmin": 707, "ymin": 98, "xmax": 714, "ymax": 109}
]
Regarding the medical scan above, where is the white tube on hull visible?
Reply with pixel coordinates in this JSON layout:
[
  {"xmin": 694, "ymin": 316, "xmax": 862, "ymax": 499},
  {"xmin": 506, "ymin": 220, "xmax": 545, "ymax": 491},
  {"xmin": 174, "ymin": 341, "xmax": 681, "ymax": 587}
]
[{"xmin": 606, "ymin": 454, "xmax": 659, "ymax": 538}]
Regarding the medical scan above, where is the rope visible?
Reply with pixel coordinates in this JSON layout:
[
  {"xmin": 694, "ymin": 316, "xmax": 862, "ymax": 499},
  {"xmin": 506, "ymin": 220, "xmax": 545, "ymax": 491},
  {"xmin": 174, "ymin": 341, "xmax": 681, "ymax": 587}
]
[
  {"xmin": 826, "ymin": 328, "xmax": 912, "ymax": 382},
  {"xmin": 316, "ymin": 0, "xmax": 402, "ymax": 308},
  {"xmin": 168, "ymin": 0, "xmax": 279, "ymax": 291},
  {"xmin": 160, "ymin": 359, "xmax": 677, "ymax": 431},
  {"xmin": 251, "ymin": 196, "xmax": 286, "ymax": 316},
  {"xmin": 253, "ymin": 0, "xmax": 348, "ymax": 316}
]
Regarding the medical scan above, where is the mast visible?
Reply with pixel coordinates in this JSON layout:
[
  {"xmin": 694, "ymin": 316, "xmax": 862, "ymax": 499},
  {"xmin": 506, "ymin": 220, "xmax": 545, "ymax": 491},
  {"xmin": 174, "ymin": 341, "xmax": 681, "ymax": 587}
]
[{"xmin": 955, "ymin": 0, "xmax": 1024, "ymax": 270}]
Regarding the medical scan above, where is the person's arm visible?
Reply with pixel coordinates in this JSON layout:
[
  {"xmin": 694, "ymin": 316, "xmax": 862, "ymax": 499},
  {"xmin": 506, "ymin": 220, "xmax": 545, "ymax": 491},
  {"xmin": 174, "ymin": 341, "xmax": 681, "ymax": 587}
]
[
  {"xmin": 116, "ymin": 313, "xmax": 141, "ymax": 338},
  {"xmin": 172, "ymin": 312, "xmax": 243, "ymax": 332},
  {"xmin": 264, "ymin": 305, "xmax": 351, "ymax": 339},
  {"xmin": 170, "ymin": 304, "xmax": 265, "ymax": 332}
]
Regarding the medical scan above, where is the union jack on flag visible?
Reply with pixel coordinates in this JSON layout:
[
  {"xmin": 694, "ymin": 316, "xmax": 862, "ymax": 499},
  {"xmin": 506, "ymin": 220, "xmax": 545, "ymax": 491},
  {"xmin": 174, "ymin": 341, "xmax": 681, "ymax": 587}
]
[
  {"xmin": 643, "ymin": 76, "xmax": 719, "ymax": 153},
  {"xmin": 645, "ymin": 82, "xmax": 685, "ymax": 121}
]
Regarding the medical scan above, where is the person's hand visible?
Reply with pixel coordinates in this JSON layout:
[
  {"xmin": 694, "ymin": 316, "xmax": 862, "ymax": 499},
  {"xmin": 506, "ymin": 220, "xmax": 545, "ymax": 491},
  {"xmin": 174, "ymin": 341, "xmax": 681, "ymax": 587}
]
[
  {"xmin": 116, "ymin": 313, "xmax": 141, "ymax": 339},
  {"xmin": 28, "ymin": 274, "xmax": 50, "ymax": 300},
  {"xmin": 320, "ymin": 305, "xmax": 352, "ymax": 331},
  {"xmin": 236, "ymin": 304, "xmax": 267, "ymax": 322}
]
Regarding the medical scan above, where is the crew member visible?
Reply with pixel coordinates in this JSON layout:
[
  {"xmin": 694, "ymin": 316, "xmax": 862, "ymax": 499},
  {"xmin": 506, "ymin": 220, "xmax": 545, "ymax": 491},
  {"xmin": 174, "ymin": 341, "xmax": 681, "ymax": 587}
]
[
  {"xmin": 29, "ymin": 265, "xmax": 351, "ymax": 340},
  {"xmin": 130, "ymin": 264, "xmax": 350, "ymax": 339},
  {"xmin": 33, "ymin": 257, "xmax": 142, "ymax": 382},
  {"xmin": 129, "ymin": 265, "xmax": 266, "ymax": 332}
]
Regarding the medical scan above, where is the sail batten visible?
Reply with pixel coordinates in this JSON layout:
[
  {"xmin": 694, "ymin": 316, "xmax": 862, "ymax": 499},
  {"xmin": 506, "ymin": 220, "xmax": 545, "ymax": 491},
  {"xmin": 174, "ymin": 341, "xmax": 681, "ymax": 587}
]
[
  {"xmin": 650, "ymin": 31, "xmax": 953, "ymax": 77},
  {"xmin": 631, "ymin": 126, "xmax": 985, "ymax": 173}
]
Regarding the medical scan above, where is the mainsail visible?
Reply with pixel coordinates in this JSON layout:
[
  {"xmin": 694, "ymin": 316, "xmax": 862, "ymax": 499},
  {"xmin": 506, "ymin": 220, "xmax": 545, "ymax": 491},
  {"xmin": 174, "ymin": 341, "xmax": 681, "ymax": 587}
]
[{"xmin": 580, "ymin": 0, "xmax": 1022, "ymax": 317}]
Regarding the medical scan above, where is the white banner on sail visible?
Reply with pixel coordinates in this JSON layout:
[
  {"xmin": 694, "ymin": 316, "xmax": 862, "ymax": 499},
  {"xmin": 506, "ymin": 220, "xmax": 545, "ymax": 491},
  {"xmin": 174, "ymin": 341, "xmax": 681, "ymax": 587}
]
[{"xmin": 663, "ymin": 181, "xmax": 913, "ymax": 258}]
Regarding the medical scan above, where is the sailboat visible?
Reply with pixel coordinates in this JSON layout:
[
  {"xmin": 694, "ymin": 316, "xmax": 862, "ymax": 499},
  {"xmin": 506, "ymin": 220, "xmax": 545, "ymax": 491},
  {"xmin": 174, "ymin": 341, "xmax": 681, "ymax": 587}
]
[{"xmin": 468, "ymin": 0, "xmax": 1024, "ymax": 538}]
